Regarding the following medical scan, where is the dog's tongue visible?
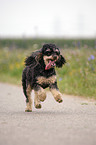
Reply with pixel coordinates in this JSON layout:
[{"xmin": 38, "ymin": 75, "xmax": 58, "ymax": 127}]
[{"xmin": 45, "ymin": 60, "xmax": 55, "ymax": 70}]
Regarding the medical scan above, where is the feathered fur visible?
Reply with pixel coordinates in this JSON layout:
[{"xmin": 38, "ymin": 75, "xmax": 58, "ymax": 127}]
[{"xmin": 22, "ymin": 43, "xmax": 66, "ymax": 112}]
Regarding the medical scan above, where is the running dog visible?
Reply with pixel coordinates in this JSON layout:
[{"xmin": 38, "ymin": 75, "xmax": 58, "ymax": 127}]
[{"xmin": 22, "ymin": 43, "xmax": 66, "ymax": 112}]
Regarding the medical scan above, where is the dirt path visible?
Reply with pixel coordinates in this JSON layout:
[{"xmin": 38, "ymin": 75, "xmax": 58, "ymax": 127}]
[{"xmin": 0, "ymin": 83, "xmax": 96, "ymax": 145}]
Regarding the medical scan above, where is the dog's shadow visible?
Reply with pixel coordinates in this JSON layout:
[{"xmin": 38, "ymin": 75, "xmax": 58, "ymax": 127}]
[
  {"xmin": 25, "ymin": 109, "xmax": 72, "ymax": 116},
  {"xmin": 11, "ymin": 110, "xmax": 67, "ymax": 116},
  {"xmin": 32, "ymin": 110, "xmax": 63, "ymax": 115}
]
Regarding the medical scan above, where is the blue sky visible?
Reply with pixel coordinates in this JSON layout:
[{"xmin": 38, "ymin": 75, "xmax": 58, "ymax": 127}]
[{"xmin": 0, "ymin": 0, "xmax": 96, "ymax": 38}]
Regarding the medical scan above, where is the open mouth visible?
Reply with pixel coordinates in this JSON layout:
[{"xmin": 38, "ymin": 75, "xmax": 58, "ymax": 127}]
[{"xmin": 45, "ymin": 59, "xmax": 56, "ymax": 70}]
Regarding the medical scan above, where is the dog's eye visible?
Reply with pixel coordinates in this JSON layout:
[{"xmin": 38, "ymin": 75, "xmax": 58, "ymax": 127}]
[
  {"xmin": 45, "ymin": 51, "xmax": 51, "ymax": 56},
  {"xmin": 55, "ymin": 51, "xmax": 60, "ymax": 55}
]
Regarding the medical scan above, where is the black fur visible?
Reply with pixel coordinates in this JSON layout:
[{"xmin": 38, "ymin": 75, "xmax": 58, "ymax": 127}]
[
  {"xmin": 55, "ymin": 55, "xmax": 66, "ymax": 67},
  {"xmin": 22, "ymin": 43, "xmax": 66, "ymax": 106}
]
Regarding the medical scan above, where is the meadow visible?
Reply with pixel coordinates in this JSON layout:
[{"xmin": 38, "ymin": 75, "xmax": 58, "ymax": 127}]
[{"xmin": 0, "ymin": 38, "xmax": 96, "ymax": 99}]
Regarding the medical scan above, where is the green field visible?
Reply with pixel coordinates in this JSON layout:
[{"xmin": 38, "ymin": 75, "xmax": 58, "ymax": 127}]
[
  {"xmin": 0, "ymin": 38, "xmax": 96, "ymax": 49},
  {"xmin": 0, "ymin": 38, "xmax": 96, "ymax": 99}
]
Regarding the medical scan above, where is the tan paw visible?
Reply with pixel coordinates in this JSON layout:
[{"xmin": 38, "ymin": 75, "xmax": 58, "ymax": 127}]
[
  {"xmin": 25, "ymin": 103, "xmax": 32, "ymax": 112},
  {"xmin": 39, "ymin": 96, "xmax": 46, "ymax": 102},
  {"xmin": 35, "ymin": 103, "xmax": 42, "ymax": 109},
  {"xmin": 25, "ymin": 109, "xmax": 32, "ymax": 112},
  {"xmin": 55, "ymin": 94, "xmax": 63, "ymax": 103},
  {"xmin": 38, "ymin": 93, "xmax": 46, "ymax": 102}
]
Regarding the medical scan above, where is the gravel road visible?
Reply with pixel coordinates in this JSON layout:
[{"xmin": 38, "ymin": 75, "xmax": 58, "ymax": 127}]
[{"xmin": 0, "ymin": 83, "xmax": 96, "ymax": 145}]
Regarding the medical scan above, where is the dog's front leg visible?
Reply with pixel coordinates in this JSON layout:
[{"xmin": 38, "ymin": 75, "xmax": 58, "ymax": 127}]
[
  {"xmin": 49, "ymin": 83, "xmax": 63, "ymax": 103},
  {"xmin": 34, "ymin": 85, "xmax": 46, "ymax": 109}
]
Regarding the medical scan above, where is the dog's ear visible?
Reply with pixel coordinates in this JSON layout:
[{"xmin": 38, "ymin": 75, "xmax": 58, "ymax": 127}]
[
  {"xmin": 35, "ymin": 52, "xmax": 42, "ymax": 62},
  {"xmin": 56, "ymin": 55, "xmax": 66, "ymax": 68},
  {"xmin": 25, "ymin": 55, "xmax": 36, "ymax": 66},
  {"xmin": 25, "ymin": 51, "xmax": 42, "ymax": 66}
]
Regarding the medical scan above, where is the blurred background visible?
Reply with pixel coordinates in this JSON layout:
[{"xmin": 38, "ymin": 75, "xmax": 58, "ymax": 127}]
[
  {"xmin": 0, "ymin": 0, "xmax": 96, "ymax": 99},
  {"xmin": 0, "ymin": 0, "xmax": 96, "ymax": 38}
]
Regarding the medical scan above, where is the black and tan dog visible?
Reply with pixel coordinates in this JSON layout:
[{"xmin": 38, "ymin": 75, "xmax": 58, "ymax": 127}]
[{"xmin": 22, "ymin": 44, "xmax": 66, "ymax": 112}]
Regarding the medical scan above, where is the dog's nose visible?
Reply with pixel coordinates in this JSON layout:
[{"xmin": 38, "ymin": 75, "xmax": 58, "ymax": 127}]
[{"xmin": 53, "ymin": 55, "xmax": 57, "ymax": 60}]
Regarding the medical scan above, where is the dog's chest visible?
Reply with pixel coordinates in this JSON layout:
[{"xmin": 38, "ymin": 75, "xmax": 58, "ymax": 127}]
[{"xmin": 37, "ymin": 75, "xmax": 56, "ymax": 85}]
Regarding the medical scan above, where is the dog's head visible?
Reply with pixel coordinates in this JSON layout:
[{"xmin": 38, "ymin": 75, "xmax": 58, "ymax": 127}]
[{"xmin": 41, "ymin": 44, "xmax": 66, "ymax": 70}]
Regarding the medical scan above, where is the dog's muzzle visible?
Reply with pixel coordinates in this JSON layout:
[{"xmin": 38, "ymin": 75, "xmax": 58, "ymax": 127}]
[{"xmin": 45, "ymin": 60, "xmax": 56, "ymax": 70}]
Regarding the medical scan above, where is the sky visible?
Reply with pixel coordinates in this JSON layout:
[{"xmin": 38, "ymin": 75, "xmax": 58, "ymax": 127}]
[{"xmin": 0, "ymin": 0, "xmax": 96, "ymax": 38}]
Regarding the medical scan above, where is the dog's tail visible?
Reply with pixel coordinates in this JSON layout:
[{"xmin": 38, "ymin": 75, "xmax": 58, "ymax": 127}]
[{"xmin": 22, "ymin": 68, "xmax": 28, "ymax": 99}]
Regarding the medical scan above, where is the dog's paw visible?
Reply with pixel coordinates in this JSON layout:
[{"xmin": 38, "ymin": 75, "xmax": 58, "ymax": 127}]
[
  {"xmin": 39, "ymin": 96, "xmax": 46, "ymax": 102},
  {"xmin": 55, "ymin": 94, "xmax": 63, "ymax": 103},
  {"xmin": 35, "ymin": 103, "xmax": 42, "ymax": 109},
  {"xmin": 25, "ymin": 107, "xmax": 32, "ymax": 112},
  {"xmin": 38, "ymin": 92, "xmax": 46, "ymax": 102},
  {"xmin": 25, "ymin": 103, "xmax": 32, "ymax": 112},
  {"xmin": 25, "ymin": 109, "xmax": 32, "ymax": 112}
]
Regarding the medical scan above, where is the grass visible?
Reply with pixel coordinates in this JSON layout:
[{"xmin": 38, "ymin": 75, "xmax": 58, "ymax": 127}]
[
  {"xmin": 1, "ymin": 38, "xmax": 96, "ymax": 49},
  {"xmin": 0, "ymin": 48, "xmax": 31, "ymax": 85},
  {"xmin": 81, "ymin": 103, "xmax": 88, "ymax": 105},
  {"xmin": 0, "ymin": 47, "xmax": 96, "ymax": 99},
  {"xmin": 57, "ymin": 48, "xmax": 96, "ymax": 99}
]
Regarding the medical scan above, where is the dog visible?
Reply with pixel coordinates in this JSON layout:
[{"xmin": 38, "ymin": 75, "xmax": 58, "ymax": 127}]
[{"xmin": 22, "ymin": 43, "xmax": 66, "ymax": 112}]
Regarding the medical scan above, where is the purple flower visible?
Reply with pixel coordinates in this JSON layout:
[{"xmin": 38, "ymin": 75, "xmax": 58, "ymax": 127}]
[
  {"xmin": 90, "ymin": 55, "xmax": 95, "ymax": 60},
  {"xmin": 88, "ymin": 55, "xmax": 95, "ymax": 61},
  {"xmin": 88, "ymin": 57, "xmax": 91, "ymax": 61},
  {"xmin": 59, "ymin": 77, "xmax": 62, "ymax": 81}
]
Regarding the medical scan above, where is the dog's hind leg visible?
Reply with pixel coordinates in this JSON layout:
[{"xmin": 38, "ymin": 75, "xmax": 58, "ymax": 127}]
[
  {"xmin": 25, "ymin": 84, "xmax": 32, "ymax": 112},
  {"xmin": 34, "ymin": 86, "xmax": 46, "ymax": 109},
  {"xmin": 34, "ymin": 91, "xmax": 42, "ymax": 109},
  {"xmin": 38, "ymin": 87, "xmax": 46, "ymax": 102}
]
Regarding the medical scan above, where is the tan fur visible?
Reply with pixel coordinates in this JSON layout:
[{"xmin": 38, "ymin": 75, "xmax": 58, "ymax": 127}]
[
  {"xmin": 37, "ymin": 75, "xmax": 56, "ymax": 85},
  {"xmin": 34, "ymin": 87, "xmax": 46, "ymax": 108},
  {"xmin": 34, "ymin": 91, "xmax": 41, "ymax": 109},
  {"xmin": 43, "ymin": 55, "xmax": 59, "ymax": 65},
  {"xmin": 34, "ymin": 87, "xmax": 46, "ymax": 102},
  {"xmin": 25, "ymin": 85, "xmax": 32, "ymax": 112},
  {"xmin": 43, "ymin": 56, "xmax": 53, "ymax": 65},
  {"xmin": 50, "ymin": 88, "xmax": 63, "ymax": 103},
  {"xmin": 37, "ymin": 87, "xmax": 46, "ymax": 101}
]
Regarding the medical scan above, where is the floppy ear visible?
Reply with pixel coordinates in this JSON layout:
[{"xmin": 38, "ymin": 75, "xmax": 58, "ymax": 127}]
[
  {"xmin": 35, "ymin": 52, "xmax": 42, "ymax": 62},
  {"xmin": 56, "ymin": 55, "xmax": 66, "ymax": 68},
  {"xmin": 25, "ymin": 55, "xmax": 36, "ymax": 66},
  {"xmin": 25, "ymin": 51, "xmax": 42, "ymax": 66}
]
